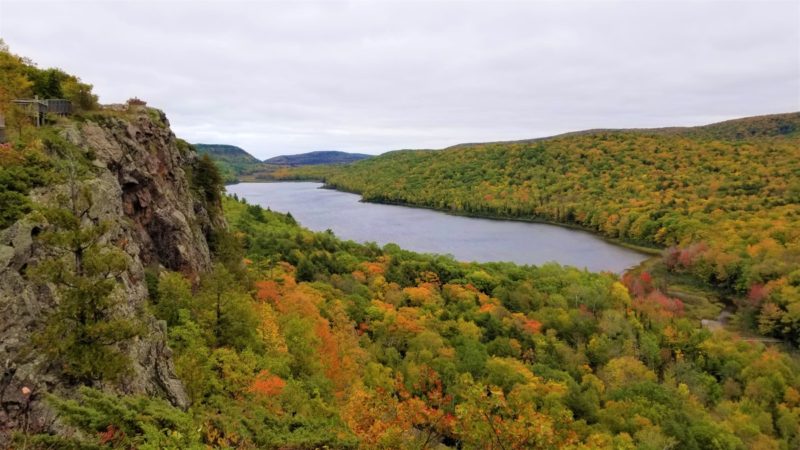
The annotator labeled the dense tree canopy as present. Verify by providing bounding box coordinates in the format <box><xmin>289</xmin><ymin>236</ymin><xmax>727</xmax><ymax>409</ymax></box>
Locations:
<box><xmin>279</xmin><ymin>113</ymin><xmax>800</xmax><ymax>344</ymax></box>
<box><xmin>38</xmin><ymin>196</ymin><xmax>800</xmax><ymax>449</ymax></box>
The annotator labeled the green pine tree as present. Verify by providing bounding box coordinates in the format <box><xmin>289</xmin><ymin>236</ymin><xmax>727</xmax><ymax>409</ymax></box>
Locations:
<box><xmin>31</xmin><ymin>182</ymin><xmax>141</xmax><ymax>383</ymax></box>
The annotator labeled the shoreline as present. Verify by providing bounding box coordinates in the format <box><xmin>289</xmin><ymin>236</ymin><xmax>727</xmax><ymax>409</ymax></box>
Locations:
<box><xmin>228</xmin><ymin>180</ymin><xmax>762</xmax><ymax>328</ymax></box>
<box><xmin>235</xmin><ymin>178</ymin><xmax>664</xmax><ymax>258</ymax></box>
<box><xmin>348</xmin><ymin>195</ymin><xmax>663</xmax><ymax>257</ymax></box>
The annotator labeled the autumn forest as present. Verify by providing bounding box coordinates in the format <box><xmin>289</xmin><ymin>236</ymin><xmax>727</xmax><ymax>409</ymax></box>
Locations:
<box><xmin>1</xmin><ymin>15</ymin><xmax>800</xmax><ymax>450</ymax></box>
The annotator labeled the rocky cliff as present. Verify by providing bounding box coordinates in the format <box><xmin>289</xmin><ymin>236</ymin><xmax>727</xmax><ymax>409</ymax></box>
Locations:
<box><xmin>0</xmin><ymin>106</ymin><xmax>223</xmax><ymax>441</ymax></box>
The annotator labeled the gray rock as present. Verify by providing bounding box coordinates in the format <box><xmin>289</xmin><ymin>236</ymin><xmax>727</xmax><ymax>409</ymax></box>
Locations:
<box><xmin>0</xmin><ymin>107</ymin><xmax>224</xmax><ymax>443</ymax></box>
<box><xmin>0</xmin><ymin>246</ymin><xmax>13</xmax><ymax>269</ymax></box>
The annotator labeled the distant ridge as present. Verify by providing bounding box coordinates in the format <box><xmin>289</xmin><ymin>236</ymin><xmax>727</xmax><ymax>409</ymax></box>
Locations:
<box><xmin>194</xmin><ymin>143</ymin><xmax>264</xmax><ymax>182</ymax></box>
<box><xmin>194</xmin><ymin>144</ymin><xmax>261</xmax><ymax>163</ymax></box>
<box><xmin>193</xmin><ymin>146</ymin><xmax>373</xmax><ymax>182</ymax></box>
<box><xmin>264</xmin><ymin>150</ymin><xmax>372</xmax><ymax>166</ymax></box>
<box><xmin>447</xmin><ymin>111</ymin><xmax>800</xmax><ymax>150</ymax></box>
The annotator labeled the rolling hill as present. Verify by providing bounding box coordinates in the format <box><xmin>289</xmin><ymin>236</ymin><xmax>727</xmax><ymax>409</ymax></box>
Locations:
<box><xmin>264</xmin><ymin>150</ymin><xmax>372</xmax><ymax>166</ymax></box>
<box><xmin>448</xmin><ymin>111</ymin><xmax>800</xmax><ymax>149</ymax></box>
<box><xmin>194</xmin><ymin>143</ymin><xmax>260</xmax><ymax>164</ymax></box>
<box><xmin>195</xmin><ymin>147</ymin><xmax>373</xmax><ymax>182</ymax></box>
<box><xmin>194</xmin><ymin>143</ymin><xmax>264</xmax><ymax>182</ymax></box>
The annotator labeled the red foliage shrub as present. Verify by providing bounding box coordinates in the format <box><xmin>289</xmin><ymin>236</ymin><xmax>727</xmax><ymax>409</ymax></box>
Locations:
<box><xmin>248</xmin><ymin>370</ymin><xmax>286</xmax><ymax>396</ymax></box>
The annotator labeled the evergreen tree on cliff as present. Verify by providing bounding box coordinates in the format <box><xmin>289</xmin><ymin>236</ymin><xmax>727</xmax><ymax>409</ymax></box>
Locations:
<box><xmin>32</xmin><ymin>182</ymin><xmax>141</xmax><ymax>382</ymax></box>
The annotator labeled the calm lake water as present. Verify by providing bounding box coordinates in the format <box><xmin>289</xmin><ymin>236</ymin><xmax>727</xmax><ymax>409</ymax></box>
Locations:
<box><xmin>227</xmin><ymin>182</ymin><xmax>650</xmax><ymax>273</ymax></box>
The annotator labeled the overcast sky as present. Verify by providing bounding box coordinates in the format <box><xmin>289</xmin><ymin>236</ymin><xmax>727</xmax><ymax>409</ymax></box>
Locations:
<box><xmin>1</xmin><ymin>0</ymin><xmax>798</xmax><ymax>158</ymax></box>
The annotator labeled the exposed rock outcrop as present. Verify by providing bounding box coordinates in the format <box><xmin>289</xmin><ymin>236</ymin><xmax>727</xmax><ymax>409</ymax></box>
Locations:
<box><xmin>0</xmin><ymin>107</ymin><xmax>224</xmax><ymax>442</ymax></box>
<box><xmin>68</xmin><ymin>108</ymin><xmax>222</xmax><ymax>275</ymax></box>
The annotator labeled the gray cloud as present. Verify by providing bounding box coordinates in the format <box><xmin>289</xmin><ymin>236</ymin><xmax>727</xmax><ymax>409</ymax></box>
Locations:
<box><xmin>1</xmin><ymin>0</ymin><xmax>798</xmax><ymax>158</ymax></box>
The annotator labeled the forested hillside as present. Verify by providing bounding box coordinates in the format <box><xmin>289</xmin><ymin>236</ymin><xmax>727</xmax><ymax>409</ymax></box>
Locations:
<box><xmin>194</xmin><ymin>143</ymin><xmax>264</xmax><ymax>183</ymax></box>
<box><xmin>193</xmin><ymin>147</ymin><xmax>372</xmax><ymax>184</ymax></box>
<box><xmin>265</xmin><ymin>150</ymin><xmax>372</xmax><ymax>166</ymax></box>
<box><xmin>278</xmin><ymin>113</ymin><xmax>800</xmax><ymax>345</ymax></box>
<box><xmin>446</xmin><ymin>113</ymin><xmax>800</xmax><ymax>149</ymax></box>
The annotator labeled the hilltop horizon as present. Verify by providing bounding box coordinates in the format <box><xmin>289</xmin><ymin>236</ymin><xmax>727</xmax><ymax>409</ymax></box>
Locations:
<box><xmin>2</xmin><ymin>1</ymin><xmax>796</xmax><ymax>156</ymax></box>
<box><xmin>193</xmin><ymin>111</ymin><xmax>800</xmax><ymax>160</ymax></box>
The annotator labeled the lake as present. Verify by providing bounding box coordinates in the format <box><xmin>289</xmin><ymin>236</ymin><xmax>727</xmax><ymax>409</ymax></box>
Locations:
<box><xmin>226</xmin><ymin>182</ymin><xmax>650</xmax><ymax>273</ymax></box>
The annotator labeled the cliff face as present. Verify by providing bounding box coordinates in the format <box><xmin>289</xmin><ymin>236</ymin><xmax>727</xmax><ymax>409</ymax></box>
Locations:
<box><xmin>71</xmin><ymin>107</ymin><xmax>222</xmax><ymax>275</ymax></box>
<box><xmin>0</xmin><ymin>107</ymin><xmax>222</xmax><ymax>440</ymax></box>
